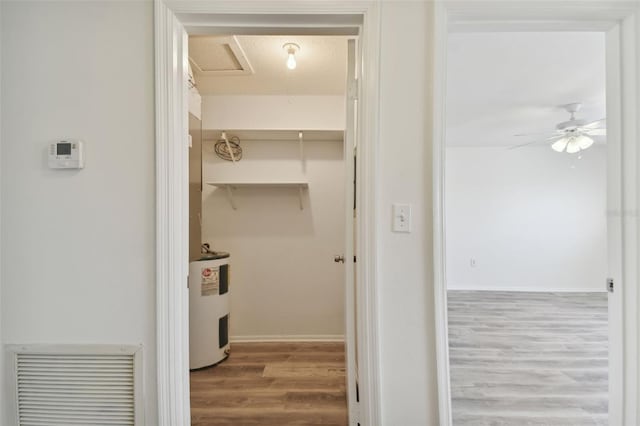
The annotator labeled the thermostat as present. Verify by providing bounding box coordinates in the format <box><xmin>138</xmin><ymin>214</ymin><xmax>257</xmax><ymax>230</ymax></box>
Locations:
<box><xmin>48</xmin><ymin>140</ymin><xmax>84</xmax><ymax>169</ymax></box>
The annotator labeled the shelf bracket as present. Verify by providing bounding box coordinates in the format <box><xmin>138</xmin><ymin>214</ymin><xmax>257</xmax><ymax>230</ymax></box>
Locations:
<box><xmin>298</xmin><ymin>185</ymin><xmax>304</xmax><ymax>210</ymax></box>
<box><xmin>225</xmin><ymin>185</ymin><xmax>237</xmax><ymax>210</ymax></box>
<box><xmin>299</xmin><ymin>131</ymin><xmax>306</xmax><ymax>173</ymax></box>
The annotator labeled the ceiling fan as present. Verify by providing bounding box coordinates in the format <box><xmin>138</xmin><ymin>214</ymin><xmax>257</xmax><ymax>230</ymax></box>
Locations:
<box><xmin>512</xmin><ymin>103</ymin><xmax>606</xmax><ymax>153</ymax></box>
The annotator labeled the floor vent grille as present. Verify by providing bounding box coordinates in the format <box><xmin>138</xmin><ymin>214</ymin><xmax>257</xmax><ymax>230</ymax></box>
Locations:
<box><xmin>11</xmin><ymin>345</ymin><xmax>141</xmax><ymax>426</ymax></box>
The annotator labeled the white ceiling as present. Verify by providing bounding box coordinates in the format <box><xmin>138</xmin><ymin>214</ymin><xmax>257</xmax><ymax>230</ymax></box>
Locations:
<box><xmin>190</xmin><ymin>35</ymin><xmax>348</xmax><ymax>96</ymax></box>
<box><xmin>446</xmin><ymin>32</ymin><xmax>606</xmax><ymax>147</ymax></box>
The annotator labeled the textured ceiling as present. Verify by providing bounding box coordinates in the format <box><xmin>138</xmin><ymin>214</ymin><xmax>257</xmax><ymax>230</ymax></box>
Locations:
<box><xmin>190</xmin><ymin>35</ymin><xmax>348</xmax><ymax>95</ymax></box>
<box><xmin>446</xmin><ymin>32</ymin><xmax>606</xmax><ymax>147</ymax></box>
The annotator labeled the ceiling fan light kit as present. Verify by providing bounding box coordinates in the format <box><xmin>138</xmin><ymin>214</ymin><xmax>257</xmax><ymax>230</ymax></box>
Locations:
<box><xmin>550</xmin><ymin>133</ymin><xmax>595</xmax><ymax>154</ymax></box>
<box><xmin>512</xmin><ymin>102</ymin><xmax>606</xmax><ymax>154</ymax></box>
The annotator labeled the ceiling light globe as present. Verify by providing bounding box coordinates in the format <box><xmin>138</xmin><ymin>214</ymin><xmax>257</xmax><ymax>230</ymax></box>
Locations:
<box><xmin>551</xmin><ymin>138</ymin><xmax>568</xmax><ymax>152</ymax></box>
<box><xmin>286</xmin><ymin>53</ymin><xmax>297</xmax><ymax>70</ymax></box>
<box><xmin>576</xmin><ymin>135</ymin><xmax>594</xmax><ymax>150</ymax></box>
<box><xmin>566</xmin><ymin>140</ymin><xmax>581</xmax><ymax>154</ymax></box>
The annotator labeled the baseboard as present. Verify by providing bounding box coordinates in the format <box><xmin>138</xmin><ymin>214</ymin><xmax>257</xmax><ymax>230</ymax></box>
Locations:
<box><xmin>230</xmin><ymin>334</ymin><xmax>345</xmax><ymax>343</ymax></box>
<box><xmin>447</xmin><ymin>284</ymin><xmax>606</xmax><ymax>293</ymax></box>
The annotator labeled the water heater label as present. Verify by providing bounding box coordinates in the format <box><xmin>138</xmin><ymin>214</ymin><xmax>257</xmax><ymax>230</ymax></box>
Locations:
<box><xmin>201</xmin><ymin>266</ymin><xmax>219</xmax><ymax>296</ymax></box>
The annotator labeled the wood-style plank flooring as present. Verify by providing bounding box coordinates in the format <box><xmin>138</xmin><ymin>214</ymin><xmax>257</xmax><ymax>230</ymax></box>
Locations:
<box><xmin>190</xmin><ymin>342</ymin><xmax>348</xmax><ymax>425</ymax></box>
<box><xmin>448</xmin><ymin>291</ymin><xmax>608</xmax><ymax>426</ymax></box>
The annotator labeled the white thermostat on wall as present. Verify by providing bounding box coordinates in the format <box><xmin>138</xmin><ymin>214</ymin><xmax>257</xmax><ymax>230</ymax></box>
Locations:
<box><xmin>48</xmin><ymin>139</ymin><xmax>84</xmax><ymax>169</ymax></box>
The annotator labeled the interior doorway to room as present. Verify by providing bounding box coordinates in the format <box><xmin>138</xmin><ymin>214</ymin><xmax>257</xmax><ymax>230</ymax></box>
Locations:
<box><xmin>185</xmin><ymin>33</ymin><xmax>359</xmax><ymax>425</ymax></box>
<box><xmin>443</xmin><ymin>31</ymin><xmax>613</xmax><ymax>425</ymax></box>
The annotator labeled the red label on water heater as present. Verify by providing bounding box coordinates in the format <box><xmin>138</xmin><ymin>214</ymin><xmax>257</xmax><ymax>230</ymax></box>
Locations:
<box><xmin>201</xmin><ymin>266</ymin><xmax>219</xmax><ymax>296</ymax></box>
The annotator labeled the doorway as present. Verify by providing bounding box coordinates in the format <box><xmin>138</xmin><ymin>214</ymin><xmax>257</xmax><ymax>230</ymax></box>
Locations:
<box><xmin>432</xmin><ymin>4</ymin><xmax>639</xmax><ymax>426</ymax></box>
<box><xmin>154</xmin><ymin>3</ymin><xmax>381</xmax><ymax>426</ymax></box>
<box><xmin>187</xmin><ymin>33</ymin><xmax>354</xmax><ymax>424</ymax></box>
<box><xmin>445</xmin><ymin>30</ymin><xmax>609</xmax><ymax>424</ymax></box>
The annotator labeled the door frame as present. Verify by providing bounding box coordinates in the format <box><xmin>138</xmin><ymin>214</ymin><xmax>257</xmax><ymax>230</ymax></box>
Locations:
<box><xmin>432</xmin><ymin>2</ymin><xmax>640</xmax><ymax>425</ymax></box>
<box><xmin>154</xmin><ymin>1</ymin><xmax>382</xmax><ymax>425</ymax></box>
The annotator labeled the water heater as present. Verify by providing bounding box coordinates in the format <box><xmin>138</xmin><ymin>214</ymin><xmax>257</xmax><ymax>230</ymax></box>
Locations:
<box><xmin>189</xmin><ymin>253</ymin><xmax>230</xmax><ymax>369</ymax></box>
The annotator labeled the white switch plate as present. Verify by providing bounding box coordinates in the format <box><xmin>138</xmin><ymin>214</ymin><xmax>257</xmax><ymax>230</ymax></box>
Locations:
<box><xmin>392</xmin><ymin>203</ymin><xmax>411</xmax><ymax>233</ymax></box>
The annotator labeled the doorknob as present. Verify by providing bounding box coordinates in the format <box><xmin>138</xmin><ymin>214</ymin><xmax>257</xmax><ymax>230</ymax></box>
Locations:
<box><xmin>334</xmin><ymin>255</ymin><xmax>345</xmax><ymax>263</ymax></box>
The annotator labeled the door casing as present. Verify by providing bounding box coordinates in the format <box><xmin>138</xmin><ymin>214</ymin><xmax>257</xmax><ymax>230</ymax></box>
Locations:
<box><xmin>154</xmin><ymin>1</ymin><xmax>382</xmax><ymax>425</ymax></box>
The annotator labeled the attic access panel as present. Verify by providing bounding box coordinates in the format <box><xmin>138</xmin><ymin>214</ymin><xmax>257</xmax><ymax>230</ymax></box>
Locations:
<box><xmin>189</xmin><ymin>35</ymin><xmax>254</xmax><ymax>76</ymax></box>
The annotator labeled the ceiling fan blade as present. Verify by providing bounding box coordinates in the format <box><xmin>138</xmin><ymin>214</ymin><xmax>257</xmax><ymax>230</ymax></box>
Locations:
<box><xmin>507</xmin><ymin>140</ymin><xmax>543</xmax><ymax>150</ymax></box>
<box><xmin>582</xmin><ymin>118</ymin><xmax>606</xmax><ymax>129</ymax></box>
<box><xmin>507</xmin><ymin>135</ymin><xmax>562</xmax><ymax>150</ymax></box>
<box><xmin>584</xmin><ymin>128</ymin><xmax>606</xmax><ymax>136</ymax></box>
<box><xmin>514</xmin><ymin>131</ymin><xmax>558</xmax><ymax>137</ymax></box>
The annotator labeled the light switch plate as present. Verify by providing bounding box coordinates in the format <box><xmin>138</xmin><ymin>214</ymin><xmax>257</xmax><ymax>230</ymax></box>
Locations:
<box><xmin>392</xmin><ymin>203</ymin><xmax>411</xmax><ymax>233</ymax></box>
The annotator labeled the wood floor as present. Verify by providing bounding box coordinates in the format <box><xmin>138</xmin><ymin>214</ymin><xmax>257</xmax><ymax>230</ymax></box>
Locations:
<box><xmin>190</xmin><ymin>342</ymin><xmax>348</xmax><ymax>425</ymax></box>
<box><xmin>448</xmin><ymin>291</ymin><xmax>608</xmax><ymax>426</ymax></box>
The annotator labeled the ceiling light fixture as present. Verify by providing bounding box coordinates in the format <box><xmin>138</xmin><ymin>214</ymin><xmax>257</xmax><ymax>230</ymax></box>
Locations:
<box><xmin>283</xmin><ymin>43</ymin><xmax>300</xmax><ymax>70</ymax></box>
<box><xmin>550</xmin><ymin>133</ymin><xmax>595</xmax><ymax>154</ymax></box>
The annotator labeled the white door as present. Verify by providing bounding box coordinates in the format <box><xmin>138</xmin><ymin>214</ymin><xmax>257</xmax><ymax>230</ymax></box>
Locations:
<box><xmin>344</xmin><ymin>38</ymin><xmax>359</xmax><ymax>426</ymax></box>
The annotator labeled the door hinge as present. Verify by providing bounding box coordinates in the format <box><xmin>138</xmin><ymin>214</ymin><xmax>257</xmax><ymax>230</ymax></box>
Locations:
<box><xmin>607</xmin><ymin>278</ymin><xmax>614</xmax><ymax>293</ymax></box>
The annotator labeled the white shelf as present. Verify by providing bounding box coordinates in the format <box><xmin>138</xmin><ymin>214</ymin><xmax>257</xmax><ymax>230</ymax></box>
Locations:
<box><xmin>208</xmin><ymin>181</ymin><xmax>308</xmax><ymax>188</ymax></box>
<box><xmin>203</xmin><ymin>129</ymin><xmax>342</xmax><ymax>172</ymax></box>
<box><xmin>207</xmin><ymin>181</ymin><xmax>309</xmax><ymax>210</ymax></box>
<box><xmin>202</xmin><ymin>129</ymin><xmax>343</xmax><ymax>142</ymax></box>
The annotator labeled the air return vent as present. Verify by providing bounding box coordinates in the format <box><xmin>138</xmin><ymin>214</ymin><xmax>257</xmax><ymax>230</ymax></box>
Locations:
<box><xmin>9</xmin><ymin>345</ymin><xmax>142</xmax><ymax>426</ymax></box>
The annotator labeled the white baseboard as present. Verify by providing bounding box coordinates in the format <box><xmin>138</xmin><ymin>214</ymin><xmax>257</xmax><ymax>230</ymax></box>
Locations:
<box><xmin>230</xmin><ymin>334</ymin><xmax>345</xmax><ymax>343</ymax></box>
<box><xmin>447</xmin><ymin>284</ymin><xmax>606</xmax><ymax>293</ymax></box>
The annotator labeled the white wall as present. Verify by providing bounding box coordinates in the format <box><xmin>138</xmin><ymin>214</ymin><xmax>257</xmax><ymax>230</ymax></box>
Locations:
<box><xmin>202</xmin><ymin>95</ymin><xmax>345</xmax><ymax>130</ymax></box>
<box><xmin>0</xmin><ymin>2</ymin><xmax>156</xmax><ymax>424</ymax></box>
<box><xmin>377</xmin><ymin>2</ymin><xmax>438</xmax><ymax>424</ymax></box>
<box><xmin>445</xmin><ymin>146</ymin><xmax>607</xmax><ymax>291</ymax></box>
<box><xmin>201</xmin><ymin>140</ymin><xmax>346</xmax><ymax>340</ymax></box>
<box><xmin>201</xmin><ymin>96</ymin><xmax>345</xmax><ymax>340</ymax></box>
